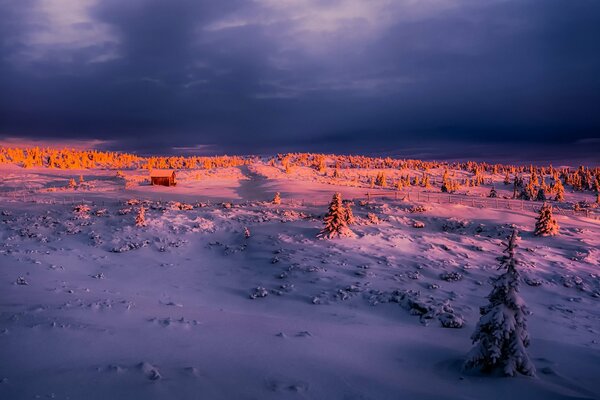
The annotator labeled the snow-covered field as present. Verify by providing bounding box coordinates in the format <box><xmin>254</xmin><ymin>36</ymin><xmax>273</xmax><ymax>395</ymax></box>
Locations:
<box><xmin>1</xmin><ymin>163</ymin><xmax>599</xmax><ymax>400</ymax></box>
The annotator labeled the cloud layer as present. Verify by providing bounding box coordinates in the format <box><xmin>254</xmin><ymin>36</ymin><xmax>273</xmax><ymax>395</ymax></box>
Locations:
<box><xmin>1</xmin><ymin>0</ymin><xmax>599</xmax><ymax>159</ymax></box>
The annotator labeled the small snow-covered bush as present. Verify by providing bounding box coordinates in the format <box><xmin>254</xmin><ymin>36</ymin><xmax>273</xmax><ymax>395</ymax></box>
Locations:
<box><xmin>366</xmin><ymin>213</ymin><xmax>380</xmax><ymax>224</ymax></box>
<box><xmin>272</xmin><ymin>192</ymin><xmax>281</xmax><ymax>205</ymax></box>
<box><xmin>135</xmin><ymin>207</ymin><xmax>146</xmax><ymax>227</ymax></box>
<box><xmin>440</xmin><ymin>271</ymin><xmax>463</xmax><ymax>282</ymax></box>
<box><xmin>249</xmin><ymin>287</ymin><xmax>268</xmax><ymax>299</ymax></box>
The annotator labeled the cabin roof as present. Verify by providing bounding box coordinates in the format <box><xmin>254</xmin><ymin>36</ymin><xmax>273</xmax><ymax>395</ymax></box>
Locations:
<box><xmin>149</xmin><ymin>169</ymin><xmax>175</xmax><ymax>178</ymax></box>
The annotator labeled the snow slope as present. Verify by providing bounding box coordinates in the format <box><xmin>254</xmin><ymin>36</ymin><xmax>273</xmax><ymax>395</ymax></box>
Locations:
<box><xmin>0</xmin><ymin>163</ymin><xmax>599</xmax><ymax>400</ymax></box>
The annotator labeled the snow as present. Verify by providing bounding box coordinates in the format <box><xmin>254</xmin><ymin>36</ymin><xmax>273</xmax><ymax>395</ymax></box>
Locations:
<box><xmin>1</xmin><ymin>161</ymin><xmax>599</xmax><ymax>399</ymax></box>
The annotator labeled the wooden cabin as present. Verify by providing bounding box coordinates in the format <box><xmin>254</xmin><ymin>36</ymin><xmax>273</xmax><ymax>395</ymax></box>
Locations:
<box><xmin>150</xmin><ymin>169</ymin><xmax>176</xmax><ymax>187</ymax></box>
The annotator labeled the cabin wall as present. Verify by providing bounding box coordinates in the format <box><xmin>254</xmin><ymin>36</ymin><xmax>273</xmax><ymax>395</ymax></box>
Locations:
<box><xmin>151</xmin><ymin>177</ymin><xmax>171</xmax><ymax>186</ymax></box>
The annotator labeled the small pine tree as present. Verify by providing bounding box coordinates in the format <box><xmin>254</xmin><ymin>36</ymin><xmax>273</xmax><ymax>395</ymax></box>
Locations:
<box><xmin>534</xmin><ymin>203</ymin><xmax>559</xmax><ymax>236</ymax></box>
<box><xmin>272</xmin><ymin>192</ymin><xmax>281</xmax><ymax>205</ymax></box>
<box><xmin>553</xmin><ymin>180</ymin><xmax>565</xmax><ymax>202</ymax></box>
<box><xmin>520</xmin><ymin>180</ymin><xmax>537</xmax><ymax>200</ymax></box>
<box><xmin>535</xmin><ymin>187</ymin><xmax>546</xmax><ymax>201</ymax></box>
<box><xmin>244</xmin><ymin>227</ymin><xmax>251</xmax><ymax>239</ymax></box>
<box><xmin>465</xmin><ymin>229</ymin><xmax>535</xmax><ymax>377</ymax></box>
<box><xmin>375</xmin><ymin>172</ymin><xmax>387</xmax><ymax>187</ymax></box>
<box><xmin>135</xmin><ymin>206</ymin><xmax>146</xmax><ymax>227</ymax></box>
<box><xmin>68</xmin><ymin>178</ymin><xmax>77</xmax><ymax>189</ymax></box>
<box><xmin>79</xmin><ymin>174</ymin><xmax>84</xmax><ymax>183</ymax></box>
<box><xmin>422</xmin><ymin>174</ymin><xmax>431</xmax><ymax>188</ymax></box>
<box><xmin>344</xmin><ymin>200</ymin><xmax>356</xmax><ymax>225</ymax></box>
<box><xmin>503</xmin><ymin>172</ymin><xmax>511</xmax><ymax>185</ymax></box>
<box><xmin>318</xmin><ymin>193</ymin><xmax>354</xmax><ymax>239</ymax></box>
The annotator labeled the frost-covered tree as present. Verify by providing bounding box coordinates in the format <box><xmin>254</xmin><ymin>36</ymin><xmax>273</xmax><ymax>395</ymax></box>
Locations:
<box><xmin>318</xmin><ymin>193</ymin><xmax>354</xmax><ymax>239</ymax></box>
<box><xmin>135</xmin><ymin>207</ymin><xmax>146</xmax><ymax>227</ymax></box>
<box><xmin>272</xmin><ymin>192</ymin><xmax>281</xmax><ymax>205</ymax></box>
<box><xmin>375</xmin><ymin>172</ymin><xmax>387</xmax><ymax>187</ymax></box>
<box><xmin>422</xmin><ymin>174</ymin><xmax>431</xmax><ymax>188</ymax></box>
<box><xmin>552</xmin><ymin>180</ymin><xmax>565</xmax><ymax>202</ymax></box>
<box><xmin>520</xmin><ymin>179</ymin><xmax>537</xmax><ymax>200</ymax></box>
<box><xmin>465</xmin><ymin>229</ymin><xmax>535</xmax><ymax>377</ymax></box>
<box><xmin>535</xmin><ymin>187</ymin><xmax>546</xmax><ymax>201</ymax></box>
<box><xmin>534</xmin><ymin>203</ymin><xmax>559</xmax><ymax>236</ymax></box>
<box><xmin>343</xmin><ymin>200</ymin><xmax>356</xmax><ymax>225</ymax></box>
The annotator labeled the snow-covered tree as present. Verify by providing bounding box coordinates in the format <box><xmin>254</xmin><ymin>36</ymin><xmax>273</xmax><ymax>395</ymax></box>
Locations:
<box><xmin>272</xmin><ymin>192</ymin><xmax>281</xmax><ymax>205</ymax></box>
<box><xmin>68</xmin><ymin>178</ymin><xmax>77</xmax><ymax>189</ymax></box>
<box><xmin>465</xmin><ymin>229</ymin><xmax>535</xmax><ymax>377</ymax></box>
<box><xmin>552</xmin><ymin>180</ymin><xmax>565</xmax><ymax>202</ymax></box>
<box><xmin>135</xmin><ymin>207</ymin><xmax>146</xmax><ymax>227</ymax></box>
<box><xmin>520</xmin><ymin>179</ymin><xmax>537</xmax><ymax>200</ymax></box>
<box><xmin>534</xmin><ymin>203</ymin><xmax>559</xmax><ymax>236</ymax></box>
<box><xmin>318</xmin><ymin>193</ymin><xmax>354</xmax><ymax>239</ymax></box>
<box><xmin>535</xmin><ymin>187</ymin><xmax>546</xmax><ymax>201</ymax></box>
<box><xmin>375</xmin><ymin>172</ymin><xmax>387</xmax><ymax>187</ymax></box>
<box><xmin>343</xmin><ymin>200</ymin><xmax>356</xmax><ymax>225</ymax></box>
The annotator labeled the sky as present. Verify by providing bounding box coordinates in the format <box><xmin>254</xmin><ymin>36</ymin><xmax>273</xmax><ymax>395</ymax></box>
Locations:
<box><xmin>0</xmin><ymin>0</ymin><xmax>599</xmax><ymax>161</ymax></box>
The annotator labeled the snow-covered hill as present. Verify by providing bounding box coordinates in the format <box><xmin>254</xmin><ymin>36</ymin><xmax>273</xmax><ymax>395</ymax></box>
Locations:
<box><xmin>0</xmin><ymin>162</ymin><xmax>599</xmax><ymax>399</ymax></box>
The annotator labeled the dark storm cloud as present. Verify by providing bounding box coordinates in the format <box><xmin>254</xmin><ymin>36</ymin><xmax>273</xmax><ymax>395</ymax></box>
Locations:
<box><xmin>0</xmin><ymin>0</ymin><xmax>599</xmax><ymax>160</ymax></box>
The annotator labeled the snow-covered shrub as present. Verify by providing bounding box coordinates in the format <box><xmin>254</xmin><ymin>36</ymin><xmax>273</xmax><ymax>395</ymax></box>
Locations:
<box><xmin>249</xmin><ymin>287</ymin><xmax>268</xmax><ymax>299</ymax></box>
<box><xmin>366</xmin><ymin>213</ymin><xmax>380</xmax><ymax>224</ymax></box>
<box><xmin>442</xmin><ymin>218</ymin><xmax>469</xmax><ymax>232</ymax></box>
<box><xmin>135</xmin><ymin>207</ymin><xmax>146</xmax><ymax>227</ymax></box>
<box><xmin>440</xmin><ymin>271</ymin><xmax>463</xmax><ymax>281</ymax></box>
<box><xmin>16</xmin><ymin>276</ymin><xmax>29</xmax><ymax>285</ymax></box>
<box><xmin>73</xmin><ymin>204</ymin><xmax>91</xmax><ymax>219</ymax></box>
<box><xmin>272</xmin><ymin>192</ymin><xmax>281</xmax><ymax>205</ymax></box>
<box><xmin>111</xmin><ymin>240</ymin><xmax>150</xmax><ymax>253</ymax></box>
<box><xmin>169</xmin><ymin>201</ymin><xmax>194</xmax><ymax>210</ymax></box>
<box><xmin>465</xmin><ymin>229</ymin><xmax>535</xmax><ymax>376</ymax></box>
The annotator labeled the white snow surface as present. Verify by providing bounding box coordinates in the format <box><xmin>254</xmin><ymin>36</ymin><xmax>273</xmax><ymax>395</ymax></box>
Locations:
<box><xmin>1</xmin><ymin>164</ymin><xmax>600</xmax><ymax>400</ymax></box>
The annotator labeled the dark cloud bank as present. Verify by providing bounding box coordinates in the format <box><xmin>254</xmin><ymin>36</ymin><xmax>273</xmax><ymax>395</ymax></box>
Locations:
<box><xmin>0</xmin><ymin>0</ymin><xmax>599</xmax><ymax>163</ymax></box>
